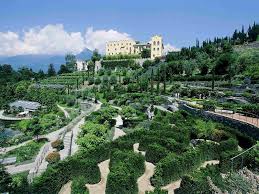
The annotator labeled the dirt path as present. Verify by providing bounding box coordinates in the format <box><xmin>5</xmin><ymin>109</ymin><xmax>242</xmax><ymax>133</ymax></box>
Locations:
<box><xmin>133</xmin><ymin>143</ymin><xmax>146</xmax><ymax>156</ymax></box>
<box><xmin>112</xmin><ymin>115</ymin><xmax>126</xmax><ymax>140</ymax></box>
<box><xmin>137</xmin><ymin>161</ymin><xmax>155</xmax><ymax>194</ymax></box>
<box><xmin>162</xmin><ymin>160</ymin><xmax>220</xmax><ymax>194</ymax></box>
<box><xmin>85</xmin><ymin>159</ymin><xmax>110</xmax><ymax>194</ymax></box>
<box><xmin>58</xmin><ymin>181</ymin><xmax>72</xmax><ymax>194</ymax></box>
<box><xmin>57</xmin><ymin>104</ymin><xmax>70</xmax><ymax>119</ymax></box>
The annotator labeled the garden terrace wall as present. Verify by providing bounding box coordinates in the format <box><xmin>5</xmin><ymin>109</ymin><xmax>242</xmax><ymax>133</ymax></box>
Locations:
<box><xmin>179</xmin><ymin>104</ymin><xmax>259</xmax><ymax>140</ymax></box>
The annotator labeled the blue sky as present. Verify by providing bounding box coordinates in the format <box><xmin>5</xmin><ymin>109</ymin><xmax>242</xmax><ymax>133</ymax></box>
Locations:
<box><xmin>0</xmin><ymin>0</ymin><xmax>258</xmax><ymax>56</ymax></box>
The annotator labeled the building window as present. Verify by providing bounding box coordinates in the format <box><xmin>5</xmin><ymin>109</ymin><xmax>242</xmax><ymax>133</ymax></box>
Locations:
<box><xmin>157</xmin><ymin>48</ymin><xmax>159</xmax><ymax>51</ymax></box>
<box><xmin>153</xmin><ymin>41</ymin><xmax>156</xmax><ymax>45</ymax></box>
<box><xmin>157</xmin><ymin>41</ymin><xmax>160</xmax><ymax>45</ymax></box>
<box><xmin>153</xmin><ymin>48</ymin><xmax>155</xmax><ymax>51</ymax></box>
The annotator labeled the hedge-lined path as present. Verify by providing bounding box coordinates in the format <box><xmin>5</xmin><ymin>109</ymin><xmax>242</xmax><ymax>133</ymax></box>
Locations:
<box><xmin>137</xmin><ymin>161</ymin><xmax>155</xmax><ymax>194</ymax></box>
<box><xmin>112</xmin><ymin>115</ymin><xmax>126</xmax><ymax>140</ymax></box>
<box><xmin>162</xmin><ymin>160</ymin><xmax>220</xmax><ymax>194</ymax></box>
<box><xmin>133</xmin><ymin>143</ymin><xmax>156</xmax><ymax>194</ymax></box>
<box><xmin>85</xmin><ymin>159</ymin><xmax>110</xmax><ymax>194</ymax></box>
<box><xmin>58</xmin><ymin>181</ymin><xmax>72</xmax><ymax>194</ymax></box>
<box><xmin>57</xmin><ymin>104</ymin><xmax>70</xmax><ymax>119</ymax></box>
<box><xmin>133</xmin><ymin>143</ymin><xmax>146</xmax><ymax>156</ymax></box>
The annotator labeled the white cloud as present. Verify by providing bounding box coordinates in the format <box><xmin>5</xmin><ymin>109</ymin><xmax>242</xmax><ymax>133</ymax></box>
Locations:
<box><xmin>84</xmin><ymin>27</ymin><xmax>131</xmax><ymax>53</ymax></box>
<box><xmin>0</xmin><ymin>24</ymin><xmax>86</xmax><ymax>56</ymax></box>
<box><xmin>0</xmin><ymin>24</ymin><xmax>177</xmax><ymax>56</ymax></box>
<box><xmin>163</xmin><ymin>43</ymin><xmax>180</xmax><ymax>54</ymax></box>
<box><xmin>0</xmin><ymin>24</ymin><xmax>132</xmax><ymax>56</ymax></box>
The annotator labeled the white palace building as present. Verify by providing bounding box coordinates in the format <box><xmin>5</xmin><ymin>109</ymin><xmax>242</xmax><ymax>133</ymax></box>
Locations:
<box><xmin>105</xmin><ymin>35</ymin><xmax>164</xmax><ymax>60</ymax></box>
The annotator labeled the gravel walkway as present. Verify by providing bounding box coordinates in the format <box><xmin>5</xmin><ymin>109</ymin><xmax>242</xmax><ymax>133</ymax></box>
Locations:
<box><xmin>85</xmin><ymin>159</ymin><xmax>110</xmax><ymax>194</ymax></box>
<box><xmin>137</xmin><ymin>161</ymin><xmax>155</xmax><ymax>194</ymax></box>
<box><xmin>58</xmin><ymin>181</ymin><xmax>72</xmax><ymax>194</ymax></box>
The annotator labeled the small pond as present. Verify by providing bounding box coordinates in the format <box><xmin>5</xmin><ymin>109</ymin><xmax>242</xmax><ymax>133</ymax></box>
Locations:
<box><xmin>0</xmin><ymin>120</ymin><xmax>23</xmax><ymax>145</ymax></box>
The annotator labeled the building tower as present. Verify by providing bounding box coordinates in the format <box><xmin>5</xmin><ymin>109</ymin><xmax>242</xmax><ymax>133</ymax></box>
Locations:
<box><xmin>151</xmin><ymin>35</ymin><xmax>163</xmax><ymax>60</ymax></box>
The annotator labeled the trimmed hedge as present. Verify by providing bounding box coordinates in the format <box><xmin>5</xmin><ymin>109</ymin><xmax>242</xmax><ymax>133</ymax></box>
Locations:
<box><xmin>152</xmin><ymin>142</ymin><xmax>220</xmax><ymax>187</ymax></box>
<box><xmin>31</xmin><ymin>157</ymin><xmax>100</xmax><ymax>194</ymax></box>
<box><xmin>101</xmin><ymin>59</ymin><xmax>136</xmax><ymax>69</ymax></box>
<box><xmin>106</xmin><ymin>149</ymin><xmax>145</xmax><ymax>194</ymax></box>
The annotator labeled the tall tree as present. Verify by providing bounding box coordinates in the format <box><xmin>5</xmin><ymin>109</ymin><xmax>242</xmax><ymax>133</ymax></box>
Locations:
<box><xmin>47</xmin><ymin>64</ymin><xmax>56</xmax><ymax>77</ymax></box>
<box><xmin>150</xmin><ymin>69</ymin><xmax>154</xmax><ymax>94</ymax></box>
<box><xmin>156</xmin><ymin>68</ymin><xmax>160</xmax><ymax>94</ymax></box>
<box><xmin>65</xmin><ymin>54</ymin><xmax>76</xmax><ymax>72</ymax></box>
<box><xmin>58</xmin><ymin>64</ymin><xmax>70</xmax><ymax>74</ymax></box>
<box><xmin>91</xmin><ymin>49</ymin><xmax>101</xmax><ymax>63</ymax></box>
<box><xmin>141</xmin><ymin>48</ymin><xmax>151</xmax><ymax>58</ymax></box>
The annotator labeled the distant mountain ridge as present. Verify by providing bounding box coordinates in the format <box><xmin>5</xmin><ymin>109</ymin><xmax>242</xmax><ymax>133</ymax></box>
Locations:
<box><xmin>0</xmin><ymin>48</ymin><xmax>93</xmax><ymax>72</ymax></box>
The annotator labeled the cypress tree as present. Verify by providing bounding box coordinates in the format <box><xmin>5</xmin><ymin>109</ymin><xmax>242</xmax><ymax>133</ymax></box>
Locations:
<box><xmin>163</xmin><ymin>68</ymin><xmax>166</xmax><ymax>94</ymax></box>
<box><xmin>156</xmin><ymin>68</ymin><xmax>160</xmax><ymax>94</ymax></box>
<box><xmin>151</xmin><ymin>69</ymin><xmax>154</xmax><ymax>94</ymax></box>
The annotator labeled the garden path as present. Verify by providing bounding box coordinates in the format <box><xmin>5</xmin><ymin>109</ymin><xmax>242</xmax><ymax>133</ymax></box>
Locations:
<box><xmin>0</xmin><ymin>139</ymin><xmax>33</xmax><ymax>154</ymax></box>
<box><xmin>112</xmin><ymin>115</ymin><xmax>126</xmax><ymax>140</ymax></box>
<box><xmin>162</xmin><ymin>159</ymin><xmax>220</xmax><ymax>194</ymax></box>
<box><xmin>133</xmin><ymin>143</ymin><xmax>146</xmax><ymax>156</ymax></box>
<box><xmin>6</xmin><ymin>162</ymin><xmax>33</xmax><ymax>174</ymax></box>
<box><xmin>71</xmin><ymin>102</ymin><xmax>102</xmax><ymax>155</ymax></box>
<box><xmin>134</xmin><ymin>143</ymin><xmax>156</xmax><ymax>194</ymax></box>
<box><xmin>57</xmin><ymin>104</ymin><xmax>70</xmax><ymax>119</ymax></box>
<box><xmin>137</xmin><ymin>161</ymin><xmax>155</xmax><ymax>194</ymax></box>
<box><xmin>58</xmin><ymin>181</ymin><xmax>72</xmax><ymax>194</ymax></box>
<box><xmin>85</xmin><ymin>159</ymin><xmax>110</xmax><ymax>194</ymax></box>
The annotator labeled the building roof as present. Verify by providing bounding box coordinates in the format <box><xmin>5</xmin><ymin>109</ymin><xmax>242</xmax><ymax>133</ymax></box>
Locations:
<box><xmin>10</xmin><ymin>100</ymin><xmax>41</xmax><ymax>110</ymax></box>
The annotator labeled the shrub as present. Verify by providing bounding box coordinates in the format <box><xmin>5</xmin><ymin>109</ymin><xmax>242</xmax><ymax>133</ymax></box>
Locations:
<box><xmin>94</xmin><ymin>77</ymin><xmax>101</xmax><ymax>85</ymax></box>
<box><xmin>106</xmin><ymin>150</ymin><xmax>145</xmax><ymax>194</ymax></box>
<box><xmin>88</xmin><ymin>77</ymin><xmax>94</xmax><ymax>85</ymax></box>
<box><xmin>51</xmin><ymin>139</ymin><xmax>64</xmax><ymax>151</ymax></box>
<box><xmin>146</xmin><ymin>143</ymin><xmax>169</xmax><ymax>164</ymax></box>
<box><xmin>152</xmin><ymin>142</ymin><xmax>220</xmax><ymax>187</ymax></box>
<box><xmin>46</xmin><ymin>151</ymin><xmax>60</xmax><ymax>164</ymax></box>
<box><xmin>71</xmin><ymin>176</ymin><xmax>89</xmax><ymax>194</ymax></box>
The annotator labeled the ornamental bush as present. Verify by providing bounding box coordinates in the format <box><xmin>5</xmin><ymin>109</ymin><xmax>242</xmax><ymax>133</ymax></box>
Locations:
<box><xmin>45</xmin><ymin>151</ymin><xmax>60</xmax><ymax>164</ymax></box>
<box><xmin>31</xmin><ymin>157</ymin><xmax>100</xmax><ymax>194</ymax></box>
<box><xmin>51</xmin><ymin>139</ymin><xmax>64</xmax><ymax>151</ymax></box>
<box><xmin>152</xmin><ymin>142</ymin><xmax>220</xmax><ymax>187</ymax></box>
<box><xmin>106</xmin><ymin>150</ymin><xmax>145</xmax><ymax>194</ymax></box>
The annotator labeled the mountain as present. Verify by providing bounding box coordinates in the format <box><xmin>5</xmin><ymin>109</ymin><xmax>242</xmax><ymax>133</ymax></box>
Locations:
<box><xmin>0</xmin><ymin>48</ymin><xmax>93</xmax><ymax>72</ymax></box>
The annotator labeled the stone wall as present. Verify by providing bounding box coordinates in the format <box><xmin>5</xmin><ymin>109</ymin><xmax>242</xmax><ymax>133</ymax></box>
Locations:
<box><xmin>179</xmin><ymin>104</ymin><xmax>259</xmax><ymax>140</ymax></box>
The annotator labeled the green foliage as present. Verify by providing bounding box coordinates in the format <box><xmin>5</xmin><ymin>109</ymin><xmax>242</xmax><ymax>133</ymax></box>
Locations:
<box><xmin>103</xmin><ymin>54</ymin><xmax>140</xmax><ymax>60</ymax></box>
<box><xmin>101</xmin><ymin>59</ymin><xmax>137</xmax><ymax>70</ymax></box>
<box><xmin>106</xmin><ymin>150</ymin><xmax>145</xmax><ymax>194</ymax></box>
<box><xmin>71</xmin><ymin>176</ymin><xmax>89</xmax><ymax>194</ymax></box>
<box><xmin>152</xmin><ymin>142</ymin><xmax>220</xmax><ymax>187</ymax></box>
<box><xmin>1</xmin><ymin>140</ymin><xmax>46</xmax><ymax>163</ymax></box>
<box><xmin>141</xmin><ymin>48</ymin><xmax>151</xmax><ymax>58</ymax></box>
<box><xmin>145</xmin><ymin>143</ymin><xmax>169</xmax><ymax>163</ymax></box>
<box><xmin>47</xmin><ymin>64</ymin><xmax>56</xmax><ymax>77</ymax></box>
<box><xmin>0</xmin><ymin>164</ymin><xmax>12</xmax><ymax>193</ymax></box>
<box><xmin>31</xmin><ymin>157</ymin><xmax>100</xmax><ymax>194</ymax></box>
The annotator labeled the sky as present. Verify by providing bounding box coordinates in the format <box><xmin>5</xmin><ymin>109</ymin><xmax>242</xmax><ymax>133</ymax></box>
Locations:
<box><xmin>0</xmin><ymin>0</ymin><xmax>258</xmax><ymax>56</ymax></box>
